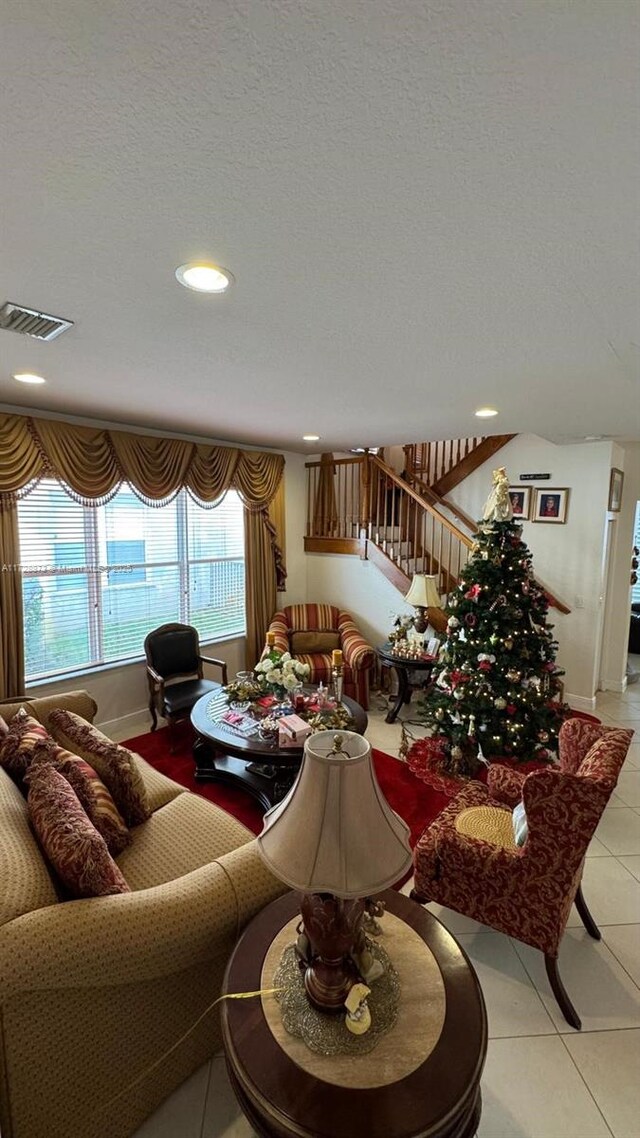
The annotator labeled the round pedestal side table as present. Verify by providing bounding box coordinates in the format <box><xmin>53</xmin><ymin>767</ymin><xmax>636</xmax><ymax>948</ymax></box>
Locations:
<box><xmin>221</xmin><ymin>889</ymin><xmax>487</xmax><ymax>1138</ymax></box>
<box><xmin>376</xmin><ymin>643</ymin><xmax>437</xmax><ymax>724</ymax></box>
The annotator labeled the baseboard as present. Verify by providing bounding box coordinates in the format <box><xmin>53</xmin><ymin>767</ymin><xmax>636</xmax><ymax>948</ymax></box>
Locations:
<box><xmin>96</xmin><ymin>707</ymin><xmax>150</xmax><ymax>739</ymax></box>
<box><xmin>600</xmin><ymin>677</ymin><xmax>628</xmax><ymax>694</ymax></box>
<box><xmin>565</xmin><ymin>693</ymin><xmax>597</xmax><ymax>713</ymax></box>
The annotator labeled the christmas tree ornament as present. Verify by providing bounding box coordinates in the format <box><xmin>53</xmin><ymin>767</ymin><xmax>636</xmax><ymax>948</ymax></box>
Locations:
<box><xmin>494</xmin><ymin>697</ymin><xmax>507</xmax><ymax>709</ymax></box>
<box><xmin>504</xmin><ymin>638</ymin><xmax>514</xmax><ymax>650</ymax></box>
<box><xmin>435</xmin><ymin>708</ymin><xmax>445</xmax><ymax>721</ymax></box>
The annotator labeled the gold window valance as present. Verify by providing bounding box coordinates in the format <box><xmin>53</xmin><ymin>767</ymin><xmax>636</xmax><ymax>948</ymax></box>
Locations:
<box><xmin>0</xmin><ymin>413</ymin><xmax>284</xmax><ymax>509</ymax></box>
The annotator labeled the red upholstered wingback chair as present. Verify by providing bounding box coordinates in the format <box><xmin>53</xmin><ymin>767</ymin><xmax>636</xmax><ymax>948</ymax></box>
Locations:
<box><xmin>411</xmin><ymin>720</ymin><xmax>633</xmax><ymax>1029</ymax></box>
<box><xmin>263</xmin><ymin>604</ymin><xmax>375</xmax><ymax>710</ymax></box>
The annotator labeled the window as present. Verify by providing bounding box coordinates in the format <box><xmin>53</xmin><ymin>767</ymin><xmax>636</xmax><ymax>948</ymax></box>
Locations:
<box><xmin>18</xmin><ymin>481</ymin><xmax>245</xmax><ymax>681</ymax></box>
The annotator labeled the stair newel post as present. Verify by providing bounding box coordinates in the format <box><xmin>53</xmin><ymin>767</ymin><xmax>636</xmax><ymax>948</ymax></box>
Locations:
<box><xmin>360</xmin><ymin>449</ymin><xmax>371</xmax><ymax>541</ymax></box>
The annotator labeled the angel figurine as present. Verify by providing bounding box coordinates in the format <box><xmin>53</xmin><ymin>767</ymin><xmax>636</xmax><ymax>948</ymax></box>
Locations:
<box><xmin>482</xmin><ymin>467</ymin><xmax>513</xmax><ymax>522</ymax></box>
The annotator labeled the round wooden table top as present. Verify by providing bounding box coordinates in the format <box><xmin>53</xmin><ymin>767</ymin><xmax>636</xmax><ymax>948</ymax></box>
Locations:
<box><xmin>376</xmin><ymin>642</ymin><xmax>437</xmax><ymax>670</ymax></box>
<box><xmin>191</xmin><ymin>684</ymin><xmax>368</xmax><ymax>763</ymax></box>
<box><xmin>221</xmin><ymin>890</ymin><xmax>487</xmax><ymax>1138</ymax></box>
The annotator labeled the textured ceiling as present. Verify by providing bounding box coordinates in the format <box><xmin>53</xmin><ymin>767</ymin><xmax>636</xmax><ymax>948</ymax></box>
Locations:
<box><xmin>0</xmin><ymin>0</ymin><xmax>638</xmax><ymax>451</ymax></box>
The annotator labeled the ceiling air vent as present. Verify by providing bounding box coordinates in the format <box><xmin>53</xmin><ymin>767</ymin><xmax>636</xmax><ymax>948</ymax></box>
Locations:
<box><xmin>0</xmin><ymin>301</ymin><xmax>74</xmax><ymax>341</ymax></box>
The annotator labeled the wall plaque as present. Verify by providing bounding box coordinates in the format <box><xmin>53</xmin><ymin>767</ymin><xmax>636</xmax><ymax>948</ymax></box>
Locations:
<box><xmin>519</xmin><ymin>473</ymin><xmax>551</xmax><ymax>481</ymax></box>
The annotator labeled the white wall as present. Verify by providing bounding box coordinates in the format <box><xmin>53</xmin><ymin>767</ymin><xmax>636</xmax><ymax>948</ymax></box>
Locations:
<box><xmin>601</xmin><ymin>442</ymin><xmax>640</xmax><ymax>690</ymax></box>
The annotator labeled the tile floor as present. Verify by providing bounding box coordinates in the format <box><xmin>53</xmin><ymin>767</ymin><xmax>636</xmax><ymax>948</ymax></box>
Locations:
<box><xmin>129</xmin><ymin>683</ymin><xmax>640</xmax><ymax>1138</ymax></box>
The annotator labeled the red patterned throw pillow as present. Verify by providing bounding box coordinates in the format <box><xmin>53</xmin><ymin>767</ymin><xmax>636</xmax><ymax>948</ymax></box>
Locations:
<box><xmin>27</xmin><ymin>764</ymin><xmax>130</xmax><ymax>899</ymax></box>
<box><xmin>28</xmin><ymin>738</ymin><xmax>131</xmax><ymax>856</ymax></box>
<box><xmin>0</xmin><ymin>710</ymin><xmax>49</xmax><ymax>783</ymax></box>
<box><xmin>48</xmin><ymin>710</ymin><xmax>151</xmax><ymax>827</ymax></box>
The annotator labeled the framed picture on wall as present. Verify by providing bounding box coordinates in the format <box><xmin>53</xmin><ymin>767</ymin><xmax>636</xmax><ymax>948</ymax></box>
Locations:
<box><xmin>532</xmin><ymin>488</ymin><xmax>569</xmax><ymax>524</ymax></box>
<box><xmin>608</xmin><ymin>468</ymin><xmax>624</xmax><ymax>513</ymax></box>
<box><xmin>508</xmin><ymin>486</ymin><xmax>531</xmax><ymax>520</ymax></box>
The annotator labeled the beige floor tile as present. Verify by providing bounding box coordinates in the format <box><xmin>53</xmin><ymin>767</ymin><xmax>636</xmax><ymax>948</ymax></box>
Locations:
<box><xmin>424</xmin><ymin>900</ymin><xmax>496</xmax><ymax>936</ymax></box>
<box><xmin>587</xmin><ymin>835</ymin><xmax>613</xmax><ymax>857</ymax></box>
<box><xmin>601</xmin><ymin>925</ymin><xmax>640</xmax><ymax>988</ymax></box>
<box><xmin>513</xmin><ymin>928</ymin><xmax>640</xmax><ymax>1033</ymax></box>
<box><xmin>456</xmin><ymin>932</ymin><xmax>556</xmax><ymax>1038</ymax></box>
<box><xmin>613</xmin><ymin>771</ymin><xmax>640</xmax><ymax>808</ymax></box>
<box><xmin>564</xmin><ymin>1029</ymin><xmax>640</xmax><ymax>1138</ymax></box>
<box><xmin>202</xmin><ymin>1056</ymin><xmax>255</xmax><ymax>1137</ymax></box>
<box><xmin>596</xmin><ymin>809</ymin><xmax>640</xmax><ymax>856</ymax></box>
<box><xmin>617</xmin><ymin>855</ymin><xmax>640</xmax><ymax>881</ymax></box>
<box><xmin>566</xmin><ymin>858</ymin><xmax>640</xmax><ymax>927</ymax></box>
<box><xmin>477</xmin><ymin>1036</ymin><xmax>611</xmax><ymax>1137</ymax></box>
<box><xmin>131</xmin><ymin>1062</ymin><xmax>211</xmax><ymax>1138</ymax></box>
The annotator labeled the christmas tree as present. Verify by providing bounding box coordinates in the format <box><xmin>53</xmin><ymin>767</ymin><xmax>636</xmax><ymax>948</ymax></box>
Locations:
<box><xmin>418</xmin><ymin>468</ymin><xmax>566</xmax><ymax>773</ymax></box>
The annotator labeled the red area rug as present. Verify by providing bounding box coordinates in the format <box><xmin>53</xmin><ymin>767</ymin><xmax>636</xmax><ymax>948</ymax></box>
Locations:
<box><xmin>405</xmin><ymin>709</ymin><xmax>601</xmax><ymax>796</ymax></box>
<box><xmin>122</xmin><ymin>725</ymin><xmax>448</xmax><ymax>848</ymax></box>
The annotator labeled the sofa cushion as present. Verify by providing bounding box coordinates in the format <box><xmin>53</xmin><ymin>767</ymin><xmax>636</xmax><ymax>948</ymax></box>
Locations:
<box><xmin>116</xmin><ymin>792</ymin><xmax>253</xmax><ymax>891</ymax></box>
<box><xmin>0</xmin><ymin>768</ymin><xmax>59</xmax><ymax>925</ymax></box>
<box><xmin>290</xmin><ymin>630</ymin><xmax>340</xmax><ymax>654</ymax></box>
<box><xmin>48</xmin><ymin>711</ymin><xmax>151</xmax><ymax>827</ymax></box>
<box><xmin>0</xmin><ymin>710</ymin><xmax>50</xmax><ymax>784</ymax></box>
<box><xmin>30</xmin><ymin>738</ymin><xmax>130</xmax><ymax>856</ymax></box>
<box><xmin>27</xmin><ymin>765</ymin><xmax>130</xmax><ymax>899</ymax></box>
<box><xmin>0</xmin><ymin>690</ymin><xmax>98</xmax><ymax>732</ymax></box>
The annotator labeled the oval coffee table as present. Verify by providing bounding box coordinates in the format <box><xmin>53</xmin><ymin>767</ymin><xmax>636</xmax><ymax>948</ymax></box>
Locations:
<box><xmin>222</xmin><ymin>890</ymin><xmax>487</xmax><ymax>1138</ymax></box>
<box><xmin>191</xmin><ymin>685</ymin><xmax>367</xmax><ymax>811</ymax></box>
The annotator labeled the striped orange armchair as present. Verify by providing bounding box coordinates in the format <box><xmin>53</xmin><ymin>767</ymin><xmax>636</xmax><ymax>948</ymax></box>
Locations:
<box><xmin>263</xmin><ymin>604</ymin><xmax>375</xmax><ymax>710</ymax></box>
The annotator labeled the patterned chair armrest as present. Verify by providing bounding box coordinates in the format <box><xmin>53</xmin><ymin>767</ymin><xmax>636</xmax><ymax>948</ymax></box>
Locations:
<box><xmin>264</xmin><ymin>612</ymin><xmax>290</xmax><ymax>657</ymax></box>
<box><xmin>487</xmin><ymin>765</ymin><xmax>526</xmax><ymax>806</ymax></box>
<box><xmin>435</xmin><ymin>827</ymin><xmax>523</xmax><ymax>874</ymax></box>
<box><xmin>338</xmin><ymin>612</ymin><xmax>375</xmax><ymax>671</ymax></box>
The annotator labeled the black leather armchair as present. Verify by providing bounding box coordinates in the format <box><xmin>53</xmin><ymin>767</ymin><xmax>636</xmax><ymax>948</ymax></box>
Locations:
<box><xmin>144</xmin><ymin>623</ymin><xmax>228</xmax><ymax>736</ymax></box>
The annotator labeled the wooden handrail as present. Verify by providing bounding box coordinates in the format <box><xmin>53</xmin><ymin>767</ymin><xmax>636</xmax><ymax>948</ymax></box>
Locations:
<box><xmin>303</xmin><ymin>450</ymin><xmax>570</xmax><ymax>614</ymax></box>
<box><xmin>369</xmin><ymin>455</ymin><xmax>474</xmax><ymax>549</ymax></box>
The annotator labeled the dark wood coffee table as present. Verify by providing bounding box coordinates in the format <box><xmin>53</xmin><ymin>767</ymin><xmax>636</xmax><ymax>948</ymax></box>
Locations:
<box><xmin>377</xmin><ymin>643</ymin><xmax>437</xmax><ymax>724</ymax></box>
<box><xmin>191</xmin><ymin>685</ymin><xmax>367</xmax><ymax>811</ymax></box>
<box><xmin>221</xmin><ymin>889</ymin><xmax>487</xmax><ymax>1138</ymax></box>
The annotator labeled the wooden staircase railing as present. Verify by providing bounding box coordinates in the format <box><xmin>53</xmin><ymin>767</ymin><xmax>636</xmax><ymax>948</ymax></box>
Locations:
<box><xmin>304</xmin><ymin>451</ymin><xmax>570</xmax><ymax>614</ymax></box>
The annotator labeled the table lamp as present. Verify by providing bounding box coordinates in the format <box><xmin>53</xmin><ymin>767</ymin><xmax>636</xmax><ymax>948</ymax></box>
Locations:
<box><xmin>257</xmin><ymin>730</ymin><xmax>412</xmax><ymax>1012</ymax></box>
<box><xmin>404</xmin><ymin>573</ymin><xmax>442</xmax><ymax>634</ymax></box>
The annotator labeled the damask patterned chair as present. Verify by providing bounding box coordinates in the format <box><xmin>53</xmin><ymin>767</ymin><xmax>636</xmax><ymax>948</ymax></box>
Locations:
<box><xmin>411</xmin><ymin>720</ymin><xmax>633</xmax><ymax>1029</ymax></box>
<box><xmin>263</xmin><ymin>604</ymin><xmax>375</xmax><ymax>710</ymax></box>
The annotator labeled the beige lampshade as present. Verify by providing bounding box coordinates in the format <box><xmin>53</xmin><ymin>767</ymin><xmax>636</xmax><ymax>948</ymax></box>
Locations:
<box><xmin>404</xmin><ymin>573</ymin><xmax>441</xmax><ymax>609</ymax></box>
<box><xmin>257</xmin><ymin>730</ymin><xmax>412</xmax><ymax>899</ymax></box>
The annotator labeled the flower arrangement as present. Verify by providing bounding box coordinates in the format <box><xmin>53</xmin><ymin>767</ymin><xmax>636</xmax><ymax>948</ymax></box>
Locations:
<box><xmin>254</xmin><ymin>649</ymin><xmax>310</xmax><ymax>698</ymax></box>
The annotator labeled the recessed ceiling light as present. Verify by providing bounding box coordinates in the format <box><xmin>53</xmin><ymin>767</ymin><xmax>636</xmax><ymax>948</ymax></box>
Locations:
<box><xmin>475</xmin><ymin>407</ymin><xmax>499</xmax><ymax>418</ymax></box>
<box><xmin>13</xmin><ymin>372</ymin><xmax>46</xmax><ymax>385</ymax></box>
<box><xmin>302</xmin><ymin>434</ymin><xmax>320</xmax><ymax>442</ymax></box>
<box><xmin>175</xmin><ymin>263</ymin><xmax>234</xmax><ymax>293</ymax></box>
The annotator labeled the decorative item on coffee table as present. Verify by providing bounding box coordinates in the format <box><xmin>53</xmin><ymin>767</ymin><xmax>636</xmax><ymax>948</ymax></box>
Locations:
<box><xmin>257</xmin><ymin>730</ymin><xmax>412</xmax><ymax>1013</ymax></box>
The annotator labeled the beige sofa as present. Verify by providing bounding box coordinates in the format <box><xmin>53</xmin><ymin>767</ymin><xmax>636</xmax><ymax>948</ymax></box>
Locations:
<box><xmin>0</xmin><ymin>691</ymin><xmax>287</xmax><ymax>1138</ymax></box>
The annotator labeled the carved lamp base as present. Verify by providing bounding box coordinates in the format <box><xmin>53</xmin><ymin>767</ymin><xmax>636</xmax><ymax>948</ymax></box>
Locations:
<box><xmin>299</xmin><ymin>893</ymin><xmax>366</xmax><ymax>1012</ymax></box>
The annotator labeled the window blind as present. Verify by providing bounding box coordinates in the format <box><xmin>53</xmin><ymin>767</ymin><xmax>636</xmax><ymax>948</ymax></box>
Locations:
<box><xmin>18</xmin><ymin>481</ymin><xmax>245</xmax><ymax>681</ymax></box>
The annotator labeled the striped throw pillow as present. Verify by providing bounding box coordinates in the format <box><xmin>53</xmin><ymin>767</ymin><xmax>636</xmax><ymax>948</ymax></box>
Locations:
<box><xmin>29</xmin><ymin>738</ymin><xmax>130</xmax><ymax>856</ymax></box>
